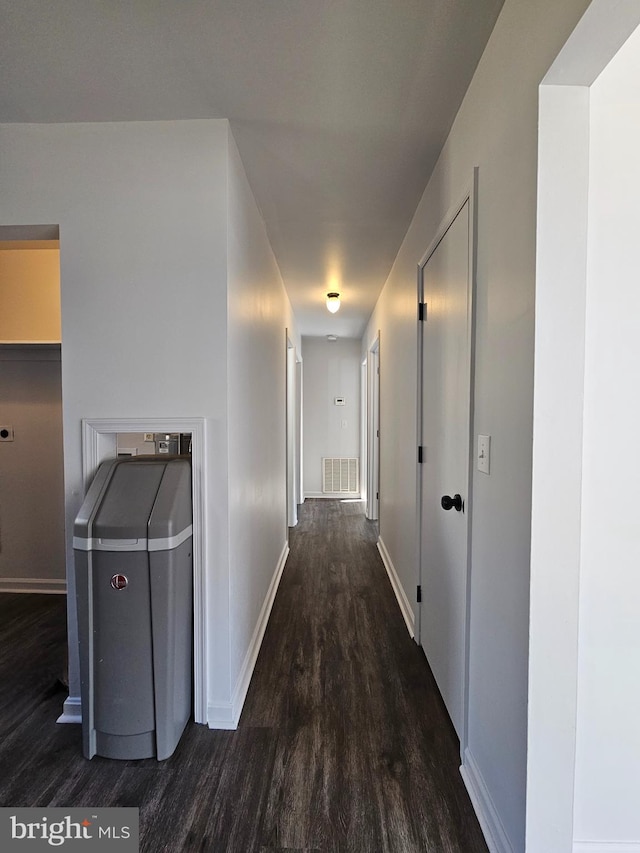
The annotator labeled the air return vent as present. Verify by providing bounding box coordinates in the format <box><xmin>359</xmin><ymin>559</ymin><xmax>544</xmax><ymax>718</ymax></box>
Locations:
<box><xmin>322</xmin><ymin>458</ymin><xmax>359</xmax><ymax>494</ymax></box>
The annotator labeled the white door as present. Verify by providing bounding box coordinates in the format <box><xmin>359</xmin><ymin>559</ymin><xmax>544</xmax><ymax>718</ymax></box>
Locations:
<box><xmin>419</xmin><ymin>195</ymin><xmax>473</xmax><ymax>742</ymax></box>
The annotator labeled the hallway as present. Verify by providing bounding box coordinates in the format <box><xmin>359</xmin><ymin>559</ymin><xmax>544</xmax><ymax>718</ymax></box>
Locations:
<box><xmin>0</xmin><ymin>499</ymin><xmax>487</xmax><ymax>852</ymax></box>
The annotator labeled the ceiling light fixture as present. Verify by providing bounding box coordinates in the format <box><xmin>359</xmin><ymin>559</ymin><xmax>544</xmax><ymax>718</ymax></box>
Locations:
<box><xmin>326</xmin><ymin>335</ymin><xmax>337</xmax><ymax>342</ymax></box>
<box><xmin>326</xmin><ymin>292</ymin><xmax>340</xmax><ymax>313</ymax></box>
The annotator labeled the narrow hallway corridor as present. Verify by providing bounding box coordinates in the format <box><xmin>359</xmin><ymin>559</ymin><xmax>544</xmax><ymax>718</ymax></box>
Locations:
<box><xmin>0</xmin><ymin>499</ymin><xmax>487</xmax><ymax>852</ymax></box>
<box><xmin>238</xmin><ymin>498</ymin><xmax>488</xmax><ymax>851</ymax></box>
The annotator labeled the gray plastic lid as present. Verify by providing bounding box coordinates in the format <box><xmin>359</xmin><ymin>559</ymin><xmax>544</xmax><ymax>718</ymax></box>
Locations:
<box><xmin>74</xmin><ymin>457</ymin><xmax>192</xmax><ymax>552</ymax></box>
<box><xmin>93</xmin><ymin>462</ymin><xmax>165</xmax><ymax>540</ymax></box>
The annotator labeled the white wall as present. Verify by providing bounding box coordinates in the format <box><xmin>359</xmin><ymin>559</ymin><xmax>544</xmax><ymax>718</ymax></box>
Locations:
<box><xmin>528</xmin><ymin>84</ymin><xmax>590</xmax><ymax>853</ymax></box>
<box><xmin>362</xmin><ymin>0</ymin><xmax>591</xmax><ymax>850</ymax></box>
<box><xmin>0</xmin><ymin>346</ymin><xmax>65</xmax><ymax>590</ymax></box>
<box><xmin>302</xmin><ymin>336</ymin><xmax>361</xmax><ymax>497</ymax></box>
<box><xmin>0</xmin><ymin>120</ymin><xmax>232</xmax><ymax>709</ymax></box>
<box><xmin>226</xmin><ymin>126</ymin><xmax>300</xmax><ymax>720</ymax></box>
<box><xmin>573</xmin><ymin>21</ymin><xmax>640</xmax><ymax>845</ymax></box>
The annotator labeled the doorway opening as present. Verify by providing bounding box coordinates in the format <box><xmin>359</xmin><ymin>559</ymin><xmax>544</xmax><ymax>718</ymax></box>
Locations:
<box><xmin>286</xmin><ymin>333</ymin><xmax>302</xmax><ymax>530</ymax></box>
<box><xmin>0</xmin><ymin>231</ymin><xmax>64</xmax><ymax>594</ymax></box>
<box><xmin>366</xmin><ymin>336</ymin><xmax>380</xmax><ymax>524</ymax></box>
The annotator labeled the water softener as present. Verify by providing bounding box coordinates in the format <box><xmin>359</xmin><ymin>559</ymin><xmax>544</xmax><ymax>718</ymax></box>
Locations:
<box><xmin>74</xmin><ymin>456</ymin><xmax>192</xmax><ymax>761</ymax></box>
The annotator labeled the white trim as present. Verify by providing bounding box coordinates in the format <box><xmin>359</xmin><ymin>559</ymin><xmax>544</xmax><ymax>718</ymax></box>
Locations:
<box><xmin>366</xmin><ymin>337</ymin><xmax>380</xmax><ymax>522</ymax></box>
<box><xmin>80</xmin><ymin>417</ymin><xmax>208</xmax><ymax>725</ymax></box>
<box><xmin>360</xmin><ymin>357</ymin><xmax>368</xmax><ymax>509</ymax></box>
<box><xmin>574</xmin><ymin>845</ymin><xmax>640</xmax><ymax>853</ymax></box>
<box><xmin>206</xmin><ymin>699</ymin><xmax>237</xmax><ymax>730</ymax></box>
<box><xmin>377</xmin><ymin>537</ymin><xmax>415</xmax><ymax>638</ymax></box>
<box><xmin>286</xmin><ymin>335</ymin><xmax>298</xmax><ymax>528</ymax></box>
<box><xmin>0</xmin><ymin>578</ymin><xmax>66</xmax><ymax>594</ymax></box>
<box><xmin>57</xmin><ymin>695</ymin><xmax>81</xmax><ymax>725</ymax></box>
<box><xmin>461</xmin><ymin>747</ymin><xmax>514</xmax><ymax>853</ymax></box>
<box><xmin>207</xmin><ymin>541</ymin><xmax>290</xmax><ymax>730</ymax></box>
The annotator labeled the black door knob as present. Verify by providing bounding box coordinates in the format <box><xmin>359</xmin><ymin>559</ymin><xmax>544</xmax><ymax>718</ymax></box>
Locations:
<box><xmin>441</xmin><ymin>494</ymin><xmax>463</xmax><ymax>512</ymax></box>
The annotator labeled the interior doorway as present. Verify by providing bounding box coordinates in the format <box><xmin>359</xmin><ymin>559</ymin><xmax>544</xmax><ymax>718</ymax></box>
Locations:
<box><xmin>286</xmin><ymin>333</ymin><xmax>302</xmax><ymax>529</ymax></box>
<box><xmin>366</xmin><ymin>336</ymin><xmax>380</xmax><ymax>522</ymax></box>
<box><xmin>0</xmin><ymin>234</ymin><xmax>64</xmax><ymax>594</ymax></box>
<box><xmin>360</xmin><ymin>357</ymin><xmax>368</xmax><ymax>508</ymax></box>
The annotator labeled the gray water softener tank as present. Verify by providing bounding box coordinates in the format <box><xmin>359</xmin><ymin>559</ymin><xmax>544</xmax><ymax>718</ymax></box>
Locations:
<box><xmin>74</xmin><ymin>456</ymin><xmax>193</xmax><ymax>761</ymax></box>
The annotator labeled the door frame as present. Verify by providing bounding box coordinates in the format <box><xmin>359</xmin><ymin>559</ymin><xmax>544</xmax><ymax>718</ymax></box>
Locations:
<box><xmin>416</xmin><ymin>168</ymin><xmax>478</xmax><ymax>756</ymax></box>
<box><xmin>360</xmin><ymin>356</ymin><xmax>368</xmax><ymax>508</ymax></box>
<box><xmin>286</xmin><ymin>332</ymin><xmax>302</xmax><ymax>529</ymax></box>
<box><xmin>366</xmin><ymin>335</ymin><xmax>380</xmax><ymax>521</ymax></box>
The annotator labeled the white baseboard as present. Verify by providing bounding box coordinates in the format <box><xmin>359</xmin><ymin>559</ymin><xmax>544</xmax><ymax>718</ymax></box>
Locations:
<box><xmin>205</xmin><ymin>700</ymin><xmax>237</xmax><ymax>731</ymax></box>
<box><xmin>376</xmin><ymin>537</ymin><xmax>415</xmax><ymax>638</ymax></box>
<box><xmin>574</xmin><ymin>844</ymin><xmax>640</xmax><ymax>852</ymax></box>
<box><xmin>0</xmin><ymin>578</ymin><xmax>66</xmax><ymax>594</ymax></box>
<box><xmin>58</xmin><ymin>541</ymin><xmax>291</xmax><ymax>733</ymax></box>
<box><xmin>207</xmin><ymin>541</ymin><xmax>290</xmax><ymax>730</ymax></box>
<box><xmin>460</xmin><ymin>747</ymin><xmax>513</xmax><ymax>853</ymax></box>
<box><xmin>57</xmin><ymin>695</ymin><xmax>81</xmax><ymax>724</ymax></box>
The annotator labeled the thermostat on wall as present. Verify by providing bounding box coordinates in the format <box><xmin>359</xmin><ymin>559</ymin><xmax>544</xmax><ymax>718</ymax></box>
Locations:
<box><xmin>334</xmin><ymin>397</ymin><xmax>346</xmax><ymax>406</ymax></box>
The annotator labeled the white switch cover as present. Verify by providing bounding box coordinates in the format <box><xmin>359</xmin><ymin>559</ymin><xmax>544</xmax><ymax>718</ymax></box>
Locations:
<box><xmin>477</xmin><ymin>434</ymin><xmax>491</xmax><ymax>474</ymax></box>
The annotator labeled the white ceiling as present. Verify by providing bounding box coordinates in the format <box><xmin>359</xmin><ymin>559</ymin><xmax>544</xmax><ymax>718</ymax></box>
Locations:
<box><xmin>0</xmin><ymin>0</ymin><xmax>504</xmax><ymax>338</ymax></box>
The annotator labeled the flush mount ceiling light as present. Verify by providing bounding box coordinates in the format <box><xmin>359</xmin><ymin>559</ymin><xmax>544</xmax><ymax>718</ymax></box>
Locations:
<box><xmin>326</xmin><ymin>335</ymin><xmax>337</xmax><ymax>342</ymax></box>
<box><xmin>326</xmin><ymin>292</ymin><xmax>340</xmax><ymax>313</ymax></box>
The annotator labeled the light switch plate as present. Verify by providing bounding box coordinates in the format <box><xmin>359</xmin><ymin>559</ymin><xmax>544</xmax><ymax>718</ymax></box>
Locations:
<box><xmin>477</xmin><ymin>434</ymin><xmax>491</xmax><ymax>474</ymax></box>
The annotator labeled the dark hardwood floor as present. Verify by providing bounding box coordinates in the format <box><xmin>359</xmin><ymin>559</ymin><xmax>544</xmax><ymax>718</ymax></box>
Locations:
<box><xmin>0</xmin><ymin>500</ymin><xmax>488</xmax><ymax>852</ymax></box>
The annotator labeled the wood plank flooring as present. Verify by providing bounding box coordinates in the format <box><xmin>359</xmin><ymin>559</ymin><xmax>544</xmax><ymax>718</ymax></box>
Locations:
<box><xmin>0</xmin><ymin>500</ymin><xmax>488</xmax><ymax>852</ymax></box>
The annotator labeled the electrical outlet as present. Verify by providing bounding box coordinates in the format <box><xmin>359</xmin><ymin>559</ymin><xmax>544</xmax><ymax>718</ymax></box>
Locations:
<box><xmin>0</xmin><ymin>426</ymin><xmax>14</xmax><ymax>441</ymax></box>
<box><xmin>144</xmin><ymin>433</ymin><xmax>154</xmax><ymax>442</ymax></box>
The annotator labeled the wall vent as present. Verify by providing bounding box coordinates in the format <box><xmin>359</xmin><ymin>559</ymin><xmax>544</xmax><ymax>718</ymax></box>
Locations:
<box><xmin>322</xmin><ymin>457</ymin><xmax>359</xmax><ymax>494</ymax></box>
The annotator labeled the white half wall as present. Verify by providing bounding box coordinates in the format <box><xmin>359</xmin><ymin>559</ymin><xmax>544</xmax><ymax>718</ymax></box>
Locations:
<box><xmin>529</xmin><ymin>4</ymin><xmax>640</xmax><ymax>851</ymax></box>
<box><xmin>362</xmin><ymin>0</ymin><xmax>592</xmax><ymax>849</ymax></box>
<box><xmin>574</xmin><ymin>18</ymin><xmax>640</xmax><ymax>846</ymax></box>
<box><xmin>0</xmin><ymin>120</ymin><xmax>232</xmax><ymax>711</ymax></box>
<box><xmin>302</xmin><ymin>336</ymin><xmax>361</xmax><ymax>497</ymax></box>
